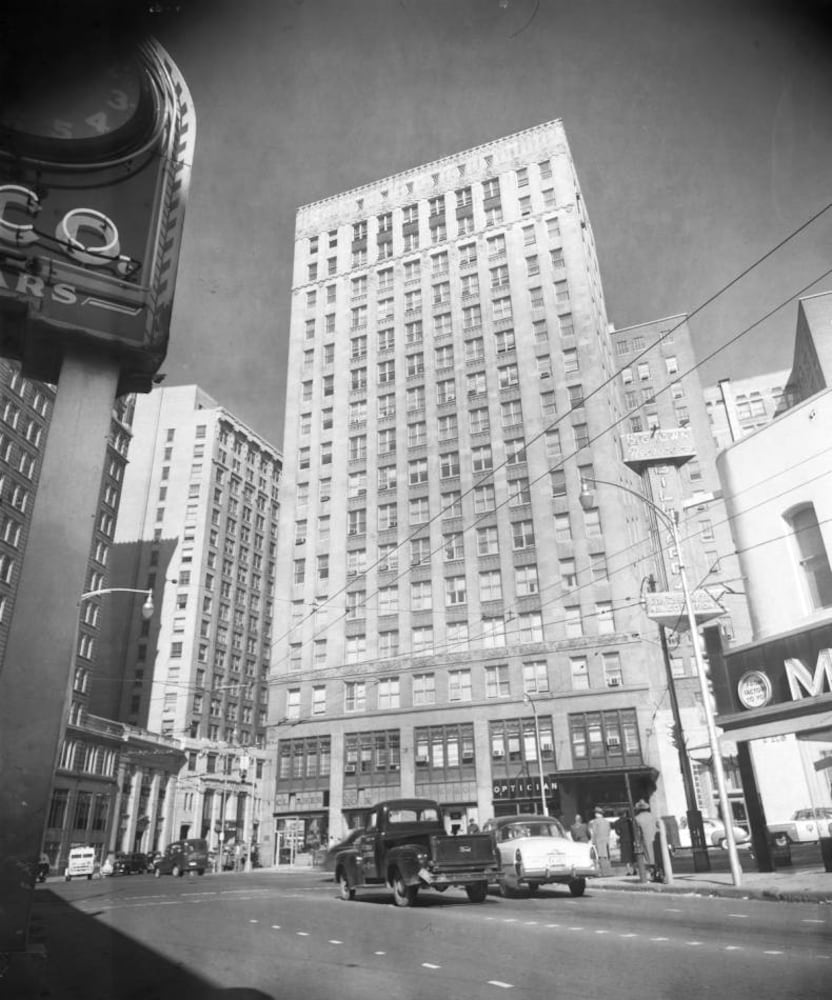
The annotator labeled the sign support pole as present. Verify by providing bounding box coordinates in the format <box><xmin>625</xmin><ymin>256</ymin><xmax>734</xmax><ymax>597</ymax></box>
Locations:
<box><xmin>0</xmin><ymin>351</ymin><xmax>120</xmax><ymax>955</ymax></box>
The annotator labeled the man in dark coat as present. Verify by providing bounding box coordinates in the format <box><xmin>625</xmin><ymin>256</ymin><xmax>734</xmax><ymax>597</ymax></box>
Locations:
<box><xmin>570</xmin><ymin>813</ymin><xmax>589</xmax><ymax>842</ymax></box>
<box><xmin>614</xmin><ymin>811</ymin><xmax>636</xmax><ymax>875</ymax></box>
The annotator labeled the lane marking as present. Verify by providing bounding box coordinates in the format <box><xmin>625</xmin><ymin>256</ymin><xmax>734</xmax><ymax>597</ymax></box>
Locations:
<box><xmin>297</xmin><ymin>932</ymin><xmax>309</xmax><ymax>937</ymax></box>
<box><xmin>524</xmin><ymin>921</ymin><xmax>538</xmax><ymax>925</ymax></box>
<box><xmin>488</xmin><ymin>982</ymin><xmax>514</xmax><ymax>989</ymax></box>
<box><xmin>728</xmin><ymin>913</ymin><xmax>748</xmax><ymax>919</ymax></box>
<box><xmin>568</xmin><ymin>926</ymin><xmax>584</xmax><ymax>931</ymax></box>
<box><xmin>664</xmin><ymin>908</ymin><xmax>682</xmax><ymax>913</ymax></box>
<box><xmin>249</xmin><ymin>919</ymin><xmax>258</xmax><ymax>924</ymax></box>
<box><xmin>620</xmin><ymin>933</ymin><xmax>638</xmax><ymax>939</ymax></box>
<box><xmin>686</xmin><ymin>942</ymin><xmax>702</xmax><ymax>947</ymax></box>
<box><xmin>595</xmin><ymin>930</ymin><xmax>610</xmax><ymax>935</ymax></box>
<box><xmin>764</xmin><ymin>951</ymin><xmax>784</xmax><ymax>956</ymax></box>
<box><xmin>802</xmin><ymin>919</ymin><xmax>825</xmax><ymax>924</ymax></box>
<box><xmin>725</xmin><ymin>946</ymin><xmax>742</xmax><ymax>951</ymax></box>
<box><xmin>545</xmin><ymin>923</ymin><xmax>561</xmax><ymax>928</ymax></box>
<box><xmin>374</xmin><ymin>951</ymin><xmax>386</xmax><ymax>956</ymax></box>
<box><xmin>650</xmin><ymin>937</ymin><xmax>669</xmax><ymax>942</ymax></box>
<box><xmin>329</xmin><ymin>940</ymin><xmax>343</xmax><ymax>945</ymax></box>
<box><xmin>422</xmin><ymin>963</ymin><xmax>441</xmax><ymax>970</ymax></box>
<box><xmin>502</xmin><ymin>918</ymin><xmax>518</xmax><ymax>923</ymax></box>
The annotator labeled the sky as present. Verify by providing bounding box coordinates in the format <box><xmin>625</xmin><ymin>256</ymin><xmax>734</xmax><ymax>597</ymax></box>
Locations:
<box><xmin>146</xmin><ymin>0</ymin><xmax>832</xmax><ymax>449</ymax></box>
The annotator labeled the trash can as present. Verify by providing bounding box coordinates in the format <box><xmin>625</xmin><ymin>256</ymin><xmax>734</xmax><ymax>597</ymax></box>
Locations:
<box><xmin>769</xmin><ymin>832</ymin><xmax>792</xmax><ymax>868</ymax></box>
<box><xmin>820</xmin><ymin>822</ymin><xmax>832</xmax><ymax>873</ymax></box>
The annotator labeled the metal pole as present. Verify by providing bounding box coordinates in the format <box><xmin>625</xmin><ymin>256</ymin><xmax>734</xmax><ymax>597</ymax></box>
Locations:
<box><xmin>524</xmin><ymin>694</ymin><xmax>548</xmax><ymax>816</ymax></box>
<box><xmin>673</xmin><ymin>513</ymin><xmax>743</xmax><ymax>887</ymax></box>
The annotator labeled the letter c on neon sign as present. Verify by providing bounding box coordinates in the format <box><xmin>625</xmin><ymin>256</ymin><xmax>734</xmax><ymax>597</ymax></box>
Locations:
<box><xmin>0</xmin><ymin>184</ymin><xmax>40</xmax><ymax>246</ymax></box>
<box><xmin>56</xmin><ymin>208</ymin><xmax>121</xmax><ymax>267</ymax></box>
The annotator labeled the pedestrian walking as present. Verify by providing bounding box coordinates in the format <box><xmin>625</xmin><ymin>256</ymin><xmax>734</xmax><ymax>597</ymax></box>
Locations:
<box><xmin>570</xmin><ymin>813</ymin><xmax>589</xmax><ymax>842</ymax></box>
<box><xmin>634</xmin><ymin>798</ymin><xmax>658</xmax><ymax>878</ymax></box>
<box><xmin>588</xmin><ymin>807</ymin><xmax>612</xmax><ymax>874</ymax></box>
<box><xmin>614</xmin><ymin>811</ymin><xmax>636</xmax><ymax>876</ymax></box>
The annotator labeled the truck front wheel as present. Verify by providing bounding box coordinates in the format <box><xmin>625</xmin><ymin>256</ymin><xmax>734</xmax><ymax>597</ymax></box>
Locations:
<box><xmin>465</xmin><ymin>882</ymin><xmax>487</xmax><ymax>903</ymax></box>
<box><xmin>337</xmin><ymin>869</ymin><xmax>355</xmax><ymax>901</ymax></box>
<box><xmin>391</xmin><ymin>871</ymin><xmax>418</xmax><ymax>907</ymax></box>
<box><xmin>568</xmin><ymin>877</ymin><xmax>586</xmax><ymax>897</ymax></box>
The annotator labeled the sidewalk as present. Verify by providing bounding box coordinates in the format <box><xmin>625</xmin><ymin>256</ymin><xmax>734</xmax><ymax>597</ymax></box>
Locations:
<box><xmin>594</xmin><ymin>865</ymin><xmax>832</xmax><ymax>904</ymax></box>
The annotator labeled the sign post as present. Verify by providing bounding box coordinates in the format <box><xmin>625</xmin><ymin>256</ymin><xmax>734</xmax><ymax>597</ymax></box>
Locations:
<box><xmin>0</xmin><ymin>17</ymin><xmax>195</xmax><ymax>958</ymax></box>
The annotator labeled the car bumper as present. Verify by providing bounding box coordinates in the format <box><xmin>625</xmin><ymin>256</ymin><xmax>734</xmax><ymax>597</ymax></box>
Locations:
<box><xmin>521</xmin><ymin>864</ymin><xmax>598</xmax><ymax>882</ymax></box>
<box><xmin>418</xmin><ymin>866</ymin><xmax>499</xmax><ymax>887</ymax></box>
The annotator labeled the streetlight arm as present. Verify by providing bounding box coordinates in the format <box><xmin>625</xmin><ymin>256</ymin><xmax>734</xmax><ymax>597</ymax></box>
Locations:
<box><xmin>80</xmin><ymin>587</ymin><xmax>154</xmax><ymax>620</ymax></box>
<box><xmin>579</xmin><ymin>477</ymin><xmax>676</xmax><ymax>533</ymax></box>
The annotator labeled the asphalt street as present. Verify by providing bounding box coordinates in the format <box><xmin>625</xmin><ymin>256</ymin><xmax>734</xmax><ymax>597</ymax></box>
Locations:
<box><xmin>10</xmin><ymin>870</ymin><xmax>829</xmax><ymax>1000</ymax></box>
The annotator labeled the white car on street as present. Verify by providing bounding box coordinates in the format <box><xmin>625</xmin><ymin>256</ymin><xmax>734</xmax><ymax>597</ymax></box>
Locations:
<box><xmin>675</xmin><ymin>816</ymin><xmax>751</xmax><ymax>850</ymax></box>
<box><xmin>482</xmin><ymin>815</ymin><xmax>598</xmax><ymax>897</ymax></box>
<box><xmin>768</xmin><ymin>807</ymin><xmax>832</xmax><ymax>845</ymax></box>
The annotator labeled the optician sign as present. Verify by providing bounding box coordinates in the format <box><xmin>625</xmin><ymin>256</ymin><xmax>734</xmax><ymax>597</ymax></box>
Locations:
<box><xmin>0</xmin><ymin>38</ymin><xmax>195</xmax><ymax>392</ymax></box>
<box><xmin>492</xmin><ymin>775</ymin><xmax>558</xmax><ymax>801</ymax></box>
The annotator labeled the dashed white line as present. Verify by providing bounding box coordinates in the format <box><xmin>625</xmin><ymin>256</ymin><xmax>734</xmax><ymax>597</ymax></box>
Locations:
<box><xmin>725</xmin><ymin>946</ymin><xmax>742</xmax><ymax>951</ymax></box>
<box><xmin>544</xmin><ymin>923</ymin><xmax>561</xmax><ymax>928</ymax></box>
<box><xmin>686</xmin><ymin>941</ymin><xmax>703</xmax><ymax>947</ymax></box>
<box><xmin>728</xmin><ymin>913</ymin><xmax>748</xmax><ymax>919</ymax></box>
<box><xmin>595</xmin><ymin>930</ymin><xmax>610</xmax><ymax>935</ymax></box>
<box><xmin>764</xmin><ymin>950</ymin><xmax>784</xmax><ymax>956</ymax></box>
<box><xmin>329</xmin><ymin>940</ymin><xmax>343</xmax><ymax>945</ymax></box>
<box><xmin>524</xmin><ymin>921</ymin><xmax>538</xmax><ymax>925</ymax></box>
<box><xmin>249</xmin><ymin>919</ymin><xmax>258</xmax><ymax>924</ymax></box>
<box><xmin>802</xmin><ymin>919</ymin><xmax>825</xmax><ymax>924</ymax></box>
<box><xmin>502</xmin><ymin>918</ymin><xmax>519</xmax><ymax>923</ymax></box>
<box><xmin>297</xmin><ymin>932</ymin><xmax>309</xmax><ymax>937</ymax></box>
<box><xmin>620</xmin><ymin>933</ymin><xmax>637</xmax><ymax>939</ymax></box>
<box><xmin>664</xmin><ymin>907</ymin><xmax>682</xmax><ymax>913</ymax></box>
<box><xmin>488</xmin><ymin>981</ymin><xmax>514</xmax><ymax>989</ymax></box>
<box><xmin>374</xmin><ymin>951</ymin><xmax>386</xmax><ymax>956</ymax></box>
<box><xmin>422</xmin><ymin>963</ymin><xmax>441</xmax><ymax>970</ymax></box>
<box><xmin>271</xmin><ymin>925</ymin><xmax>280</xmax><ymax>930</ymax></box>
<box><xmin>650</xmin><ymin>937</ymin><xmax>669</xmax><ymax>942</ymax></box>
<box><xmin>568</xmin><ymin>926</ymin><xmax>584</xmax><ymax>931</ymax></box>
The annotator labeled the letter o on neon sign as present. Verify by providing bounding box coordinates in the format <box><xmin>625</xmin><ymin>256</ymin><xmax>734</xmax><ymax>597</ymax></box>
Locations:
<box><xmin>56</xmin><ymin>208</ymin><xmax>121</xmax><ymax>267</ymax></box>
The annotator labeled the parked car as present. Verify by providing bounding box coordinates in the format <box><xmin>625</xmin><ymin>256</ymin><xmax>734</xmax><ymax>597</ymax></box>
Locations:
<box><xmin>64</xmin><ymin>846</ymin><xmax>96</xmax><ymax>881</ymax></box>
<box><xmin>482</xmin><ymin>815</ymin><xmax>598</xmax><ymax>898</ymax></box>
<box><xmin>153</xmin><ymin>838</ymin><xmax>209</xmax><ymax>877</ymax></box>
<box><xmin>768</xmin><ymin>807</ymin><xmax>832</xmax><ymax>845</ymax></box>
<box><xmin>674</xmin><ymin>816</ymin><xmax>751</xmax><ymax>850</ymax></box>
<box><xmin>112</xmin><ymin>852</ymin><xmax>152</xmax><ymax>875</ymax></box>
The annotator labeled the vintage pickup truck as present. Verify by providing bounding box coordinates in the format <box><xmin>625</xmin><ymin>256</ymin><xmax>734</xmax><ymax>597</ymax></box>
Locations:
<box><xmin>333</xmin><ymin>798</ymin><xmax>499</xmax><ymax>906</ymax></box>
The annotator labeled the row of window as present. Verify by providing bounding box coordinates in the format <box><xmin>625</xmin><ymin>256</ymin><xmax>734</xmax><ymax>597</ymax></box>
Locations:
<box><xmin>276</xmin><ymin>707</ymin><xmax>641</xmax><ymax>784</ymax></box>
<box><xmin>284</xmin><ymin>654</ymin><xmax>625</xmax><ymax>715</ymax></box>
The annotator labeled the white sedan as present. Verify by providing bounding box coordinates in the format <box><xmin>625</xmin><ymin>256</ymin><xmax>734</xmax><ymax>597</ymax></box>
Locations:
<box><xmin>482</xmin><ymin>815</ymin><xmax>598</xmax><ymax>897</ymax></box>
<box><xmin>768</xmin><ymin>807</ymin><xmax>832</xmax><ymax>845</ymax></box>
<box><xmin>675</xmin><ymin>816</ymin><xmax>751</xmax><ymax>850</ymax></box>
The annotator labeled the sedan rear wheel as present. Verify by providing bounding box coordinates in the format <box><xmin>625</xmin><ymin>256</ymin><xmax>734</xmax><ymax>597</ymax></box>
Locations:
<box><xmin>498</xmin><ymin>879</ymin><xmax>517</xmax><ymax>899</ymax></box>
<box><xmin>568</xmin><ymin>877</ymin><xmax>586</xmax><ymax>897</ymax></box>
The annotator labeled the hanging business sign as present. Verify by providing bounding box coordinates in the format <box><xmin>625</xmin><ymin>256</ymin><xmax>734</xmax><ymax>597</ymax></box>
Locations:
<box><xmin>645</xmin><ymin>589</ymin><xmax>724</xmax><ymax>629</ymax></box>
<box><xmin>0</xmin><ymin>36</ymin><xmax>195</xmax><ymax>393</ymax></box>
<box><xmin>621</xmin><ymin>428</ymin><xmax>696</xmax><ymax>470</ymax></box>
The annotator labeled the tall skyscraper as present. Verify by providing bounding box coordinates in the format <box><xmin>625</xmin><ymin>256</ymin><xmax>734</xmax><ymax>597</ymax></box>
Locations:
<box><xmin>109</xmin><ymin>385</ymin><xmax>282</xmax><ymax>864</ymax></box>
<box><xmin>270</xmin><ymin>119</ymin><xmax>740</xmax><ymax>852</ymax></box>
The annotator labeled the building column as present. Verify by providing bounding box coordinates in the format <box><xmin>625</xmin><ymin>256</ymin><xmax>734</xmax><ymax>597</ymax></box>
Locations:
<box><xmin>108</xmin><ymin>757</ymin><xmax>129</xmax><ymax>854</ymax></box>
<box><xmin>474</xmin><ymin>717</ymin><xmax>494</xmax><ymax>818</ymax></box>
<box><xmin>143</xmin><ymin>771</ymin><xmax>161</xmax><ymax>853</ymax></box>
<box><xmin>121</xmin><ymin>767</ymin><xmax>141</xmax><ymax>853</ymax></box>
<box><xmin>159</xmin><ymin>774</ymin><xmax>178</xmax><ymax>850</ymax></box>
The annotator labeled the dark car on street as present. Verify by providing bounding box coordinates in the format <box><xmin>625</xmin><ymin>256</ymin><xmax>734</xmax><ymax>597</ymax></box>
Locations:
<box><xmin>154</xmin><ymin>838</ymin><xmax>209</xmax><ymax>877</ymax></box>
<box><xmin>113</xmin><ymin>852</ymin><xmax>152</xmax><ymax>875</ymax></box>
<box><xmin>322</xmin><ymin>829</ymin><xmax>364</xmax><ymax>873</ymax></box>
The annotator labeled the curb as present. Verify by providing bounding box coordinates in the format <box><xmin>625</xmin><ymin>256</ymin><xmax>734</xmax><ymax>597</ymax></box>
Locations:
<box><xmin>594</xmin><ymin>879</ymin><xmax>832</xmax><ymax>905</ymax></box>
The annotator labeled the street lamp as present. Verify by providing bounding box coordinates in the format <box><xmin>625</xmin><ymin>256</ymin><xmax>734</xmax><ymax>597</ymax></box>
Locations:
<box><xmin>81</xmin><ymin>587</ymin><xmax>154</xmax><ymax>620</ymax></box>
<box><xmin>523</xmin><ymin>692</ymin><xmax>548</xmax><ymax>817</ymax></box>
<box><xmin>578</xmin><ymin>477</ymin><xmax>743</xmax><ymax>887</ymax></box>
